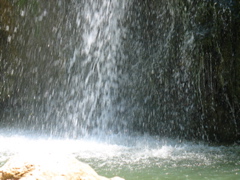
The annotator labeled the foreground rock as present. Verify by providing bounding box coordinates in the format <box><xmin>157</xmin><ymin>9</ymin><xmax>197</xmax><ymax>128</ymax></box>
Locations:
<box><xmin>0</xmin><ymin>154</ymin><xmax>124</xmax><ymax>180</ymax></box>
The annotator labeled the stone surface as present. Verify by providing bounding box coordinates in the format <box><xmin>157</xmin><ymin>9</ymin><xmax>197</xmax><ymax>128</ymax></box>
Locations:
<box><xmin>0</xmin><ymin>153</ymin><xmax>124</xmax><ymax>180</ymax></box>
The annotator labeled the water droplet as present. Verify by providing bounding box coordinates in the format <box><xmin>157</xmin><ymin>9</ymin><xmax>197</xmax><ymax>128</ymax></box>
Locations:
<box><xmin>20</xmin><ymin>10</ymin><xmax>25</xmax><ymax>17</ymax></box>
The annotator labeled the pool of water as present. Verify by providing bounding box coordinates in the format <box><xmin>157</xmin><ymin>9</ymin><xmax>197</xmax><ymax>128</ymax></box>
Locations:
<box><xmin>0</xmin><ymin>129</ymin><xmax>239</xmax><ymax>180</ymax></box>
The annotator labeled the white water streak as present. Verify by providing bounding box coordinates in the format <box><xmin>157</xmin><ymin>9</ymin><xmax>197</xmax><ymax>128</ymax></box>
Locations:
<box><xmin>65</xmin><ymin>0</ymin><xmax>129</xmax><ymax>133</ymax></box>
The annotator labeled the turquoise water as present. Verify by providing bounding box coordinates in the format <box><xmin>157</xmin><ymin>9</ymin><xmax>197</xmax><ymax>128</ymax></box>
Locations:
<box><xmin>0</xmin><ymin>131</ymin><xmax>239</xmax><ymax>180</ymax></box>
<box><xmin>96</xmin><ymin>162</ymin><xmax>240</xmax><ymax>180</ymax></box>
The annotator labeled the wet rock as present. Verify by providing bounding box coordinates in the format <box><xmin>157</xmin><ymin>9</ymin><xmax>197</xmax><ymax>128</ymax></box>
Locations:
<box><xmin>0</xmin><ymin>154</ymin><xmax>124</xmax><ymax>180</ymax></box>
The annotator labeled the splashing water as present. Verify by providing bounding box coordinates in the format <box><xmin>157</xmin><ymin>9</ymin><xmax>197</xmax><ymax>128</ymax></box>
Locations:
<box><xmin>1</xmin><ymin>0</ymin><xmax>130</xmax><ymax>137</ymax></box>
<box><xmin>63</xmin><ymin>0</ymin><xmax>129</xmax><ymax>135</ymax></box>
<box><xmin>1</xmin><ymin>1</ymin><xmax>240</xmax><ymax>180</ymax></box>
<box><xmin>0</xmin><ymin>131</ymin><xmax>239</xmax><ymax>180</ymax></box>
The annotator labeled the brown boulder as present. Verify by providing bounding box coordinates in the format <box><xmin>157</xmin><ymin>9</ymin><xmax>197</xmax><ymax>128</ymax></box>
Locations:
<box><xmin>0</xmin><ymin>153</ymin><xmax>124</xmax><ymax>180</ymax></box>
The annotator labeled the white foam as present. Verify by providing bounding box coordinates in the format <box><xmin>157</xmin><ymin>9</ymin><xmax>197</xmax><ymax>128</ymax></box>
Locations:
<box><xmin>1</xmin><ymin>131</ymin><xmax>239</xmax><ymax>170</ymax></box>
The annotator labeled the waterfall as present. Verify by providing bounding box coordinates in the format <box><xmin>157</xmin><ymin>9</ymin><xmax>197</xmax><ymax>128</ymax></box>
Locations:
<box><xmin>0</xmin><ymin>0</ymin><xmax>239</xmax><ymax>142</ymax></box>
<box><xmin>1</xmin><ymin>0</ymin><xmax>131</xmax><ymax>137</ymax></box>
<box><xmin>61</xmin><ymin>0</ymin><xmax>129</xmax><ymax>136</ymax></box>
<box><xmin>1</xmin><ymin>2</ymin><xmax>240</xmax><ymax>180</ymax></box>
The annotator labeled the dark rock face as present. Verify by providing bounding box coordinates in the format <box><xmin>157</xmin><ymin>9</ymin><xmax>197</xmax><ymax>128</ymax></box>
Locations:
<box><xmin>129</xmin><ymin>0</ymin><xmax>240</xmax><ymax>143</ymax></box>
<box><xmin>194</xmin><ymin>0</ymin><xmax>240</xmax><ymax>143</ymax></box>
<box><xmin>0</xmin><ymin>0</ymin><xmax>239</xmax><ymax>143</ymax></box>
<box><xmin>0</xmin><ymin>0</ymin><xmax>14</xmax><ymax>107</ymax></box>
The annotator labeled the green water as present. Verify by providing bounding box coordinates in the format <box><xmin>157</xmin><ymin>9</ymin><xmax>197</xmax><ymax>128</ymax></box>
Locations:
<box><xmin>77</xmin><ymin>136</ymin><xmax>240</xmax><ymax>180</ymax></box>
<box><xmin>0</xmin><ymin>132</ymin><xmax>239</xmax><ymax>180</ymax></box>
<box><xmin>81</xmin><ymin>152</ymin><xmax>240</xmax><ymax>180</ymax></box>
<box><xmin>95</xmin><ymin>164</ymin><xmax>240</xmax><ymax>180</ymax></box>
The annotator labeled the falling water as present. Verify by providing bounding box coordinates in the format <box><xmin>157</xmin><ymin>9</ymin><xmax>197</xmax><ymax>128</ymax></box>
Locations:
<box><xmin>1</xmin><ymin>0</ymin><xmax>131</xmax><ymax>137</ymax></box>
<box><xmin>1</xmin><ymin>0</ymin><xmax>240</xmax><ymax>179</ymax></box>
<box><xmin>50</xmin><ymin>0</ymin><xmax>130</xmax><ymax>136</ymax></box>
<box><xmin>0</xmin><ymin>0</ymin><xmax>239</xmax><ymax>141</ymax></box>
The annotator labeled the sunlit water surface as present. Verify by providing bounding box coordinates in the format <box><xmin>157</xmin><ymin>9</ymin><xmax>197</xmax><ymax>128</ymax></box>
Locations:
<box><xmin>0</xmin><ymin>129</ymin><xmax>239</xmax><ymax>180</ymax></box>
